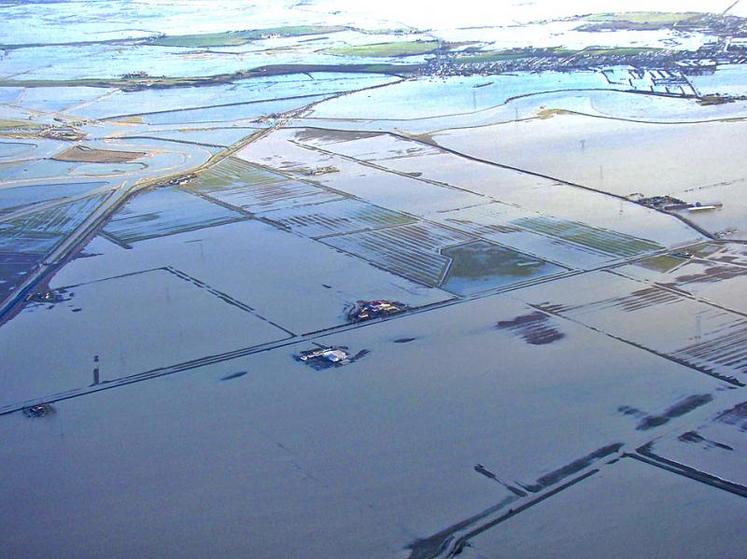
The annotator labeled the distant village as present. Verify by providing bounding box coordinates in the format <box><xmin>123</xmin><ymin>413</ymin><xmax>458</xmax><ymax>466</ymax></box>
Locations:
<box><xmin>421</xmin><ymin>43</ymin><xmax>747</xmax><ymax>80</ymax></box>
<box><xmin>420</xmin><ymin>12</ymin><xmax>747</xmax><ymax>82</ymax></box>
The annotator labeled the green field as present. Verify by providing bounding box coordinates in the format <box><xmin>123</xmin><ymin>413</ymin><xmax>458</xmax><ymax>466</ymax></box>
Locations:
<box><xmin>0</xmin><ymin>62</ymin><xmax>414</xmax><ymax>91</ymax></box>
<box><xmin>637</xmin><ymin>254</ymin><xmax>688</xmax><ymax>273</ymax></box>
<box><xmin>579</xmin><ymin>46</ymin><xmax>662</xmax><ymax>56</ymax></box>
<box><xmin>0</xmin><ymin>119</ymin><xmax>42</xmax><ymax>130</ymax></box>
<box><xmin>151</xmin><ymin>25</ymin><xmax>348</xmax><ymax>48</ymax></box>
<box><xmin>453</xmin><ymin>48</ymin><xmax>537</xmax><ymax>64</ymax></box>
<box><xmin>585</xmin><ymin>12</ymin><xmax>700</xmax><ymax>24</ymax></box>
<box><xmin>325</xmin><ymin>40</ymin><xmax>441</xmax><ymax>57</ymax></box>
<box><xmin>512</xmin><ymin>216</ymin><xmax>662</xmax><ymax>258</ymax></box>
<box><xmin>579</xmin><ymin>11</ymin><xmax>704</xmax><ymax>31</ymax></box>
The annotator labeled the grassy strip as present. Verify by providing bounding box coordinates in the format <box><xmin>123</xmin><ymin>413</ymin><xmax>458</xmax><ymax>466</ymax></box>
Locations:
<box><xmin>150</xmin><ymin>25</ymin><xmax>348</xmax><ymax>48</ymax></box>
<box><xmin>325</xmin><ymin>40</ymin><xmax>441</xmax><ymax>57</ymax></box>
<box><xmin>0</xmin><ymin>64</ymin><xmax>414</xmax><ymax>91</ymax></box>
<box><xmin>584</xmin><ymin>11</ymin><xmax>701</xmax><ymax>24</ymax></box>
<box><xmin>0</xmin><ymin>119</ymin><xmax>43</xmax><ymax>130</ymax></box>
<box><xmin>578</xmin><ymin>11</ymin><xmax>706</xmax><ymax>31</ymax></box>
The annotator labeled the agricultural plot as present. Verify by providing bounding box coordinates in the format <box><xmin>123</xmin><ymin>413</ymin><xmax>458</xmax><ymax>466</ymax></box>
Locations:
<box><xmin>324</xmin><ymin>40</ymin><xmax>440</xmax><ymax>58</ymax></box>
<box><xmin>149</xmin><ymin>25</ymin><xmax>347</xmax><ymax>47</ymax></box>
<box><xmin>0</xmin><ymin>193</ymin><xmax>107</xmax><ymax>254</ymax></box>
<box><xmin>52</xmin><ymin>145</ymin><xmax>145</xmax><ymax>163</ymax></box>
<box><xmin>0</xmin><ymin>159</ymin><xmax>87</xmax><ymax>183</ymax></box>
<box><xmin>693</xmin><ymin>242</ymin><xmax>747</xmax><ymax>267</ymax></box>
<box><xmin>0</xmin><ymin>180</ymin><xmax>107</xmax><ymax>213</ymax></box>
<box><xmin>5</xmin><ymin>86</ymin><xmax>110</xmax><ymax>113</ymax></box>
<box><xmin>431</xmin><ymin>115</ymin><xmax>747</xmax><ymax>240</ymax></box>
<box><xmin>141</xmin><ymin>96</ymin><xmax>331</xmax><ymax>126</ymax></box>
<box><xmin>299</xmin><ymin>130</ymin><xmax>440</xmax><ymax>159</ymax></box>
<box><xmin>512</xmin><ymin>215</ymin><xmax>662</xmax><ymax>258</ymax></box>
<box><xmin>322</xmin><ymin>221</ymin><xmax>472</xmax><ymax>287</ymax></box>
<box><xmin>299</xmin><ymin>132</ymin><xmax>552</xmax><ymax>198</ymax></box>
<box><xmin>308</xmin><ymin>71</ymin><xmax>610</xmax><ymax>120</ymax></box>
<box><xmin>184</xmin><ymin>157</ymin><xmax>342</xmax><ymax>212</ymax></box>
<box><xmin>0</xmin><ymin>141</ymin><xmax>37</xmax><ymax>160</ymax></box>
<box><xmin>491</xmin><ymin>179</ymin><xmax>706</xmax><ymax>247</ymax></box>
<box><xmin>52</xmin><ymin>219</ymin><xmax>452</xmax><ymax>336</ymax></box>
<box><xmin>615</xmin><ymin>245</ymin><xmax>747</xmax><ymax>314</ymax></box>
<box><xmin>295</xmin><ymin>88</ymin><xmax>747</xmax><ymax>137</ymax></box>
<box><xmin>248</xmin><ymin>199</ymin><xmax>576</xmax><ymax>295</ymax></box>
<box><xmin>0</xmin><ymin>253</ymin><xmax>40</xmax><ymax>301</ymax></box>
<box><xmin>0</xmin><ymin>138</ymin><xmax>89</xmax><ymax>165</ymax></box>
<box><xmin>516</xmin><ymin>271</ymin><xmax>747</xmax><ymax>383</ymax></box>
<box><xmin>459</xmin><ymin>458</ymin><xmax>747</xmax><ymax>559</ymax></box>
<box><xmin>0</xmin><ymin>267</ymin><xmax>291</xmax><ymax>408</ymax></box>
<box><xmin>103</xmin><ymin>187</ymin><xmax>246</xmax><ymax>245</ymax></box>
<box><xmin>434</xmin><ymin>203</ymin><xmax>620</xmax><ymax>269</ymax></box>
<box><xmin>0</xmin><ymin>291</ymin><xmax>725</xmax><ymax>558</ymax></box>
<box><xmin>641</xmin><ymin>397</ymin><xmax>747</xmax><ymax>489</ymax></box>
<box><xmin>288</xmin><ymin>128</ymin><xmax>708</xmax><ymax>248</ymax></box>
<box><xmin>441</xmin><ymin>241</ymin><xmax>565</xmax><ymax>295</ymax></box>
<box><xmin>125</xmin><ymin>127</ymin><xmax>257</xmax><ymax>148</ymax></box>
<box><xmin>260</xmin><ymin>198</ymin><xmax>415</xmax><ymax>238</ymax></box>
<box><xmin>237</xmin><ymin>130</ymin><xmax>488</xmax><ymax>215</ymax></box>
<box><xmin>75</xmin><ymin>74</ymin><xmax>397</xmax><ymax>120</ymax></box>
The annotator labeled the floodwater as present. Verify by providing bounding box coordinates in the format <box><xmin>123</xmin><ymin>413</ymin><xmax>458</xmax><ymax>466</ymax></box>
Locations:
<box><xmin>311</xmin><ymin>71</ymin><xmax>611</xmax><ymax>120</ymax></box>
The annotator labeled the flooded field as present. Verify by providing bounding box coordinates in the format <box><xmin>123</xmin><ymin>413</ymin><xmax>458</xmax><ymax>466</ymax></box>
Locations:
<box><xmin>237</xmin><ymin>129</ymin><xmax>489</xmax><ymax>214</ymax></box>
<box><xmin>103</xmin><ymin>187</ymin><xmax>246</xmax><ymax>245</ymax></box>
<box><xmin>50</xmin><ymin>218</ymin><xmax>453</xmax><ymax>336</ymax></box>
<box><xmin>0</xmin><ymin>180</ymin><xmax>107</xmax><ymax>213</ymax></box>
<box><xmin>432</xmin><ymin>113</ymin><xmax>747</xmax><ymax>238</ymax></box>
<box><xmin>184</xmin><ymin>156</ymin><xmax>343</xmax><ymax>212</ymax></box>
<box><xmin>323</xmin><ymin>221</ymin><xmax>472</xmax><ymax>287</ymax></box>
<box><xmin>615</xmin><ymin>242</ymin><xmax>747</xmax><ymax>315</ymax></box>
<box><xmin>0</xmin><ymin>287</ymin><xmax>726</xmax><ymax>557</ymax></box>
<box><xmin>441</xmin><ymin>241</ymin><xmax>564</xmax><ymax>295</ymax></box>
<box><xmin>0</xmin><ymin>252</ymin><xmax>40</xmax><ymax>301</ymax></box>
<box><xmin>0</xmin><ymin>266</ymin><xmax>292</xmax><ymax>406</ymax></box>
<box><xmin>516</xmin><ymin>271</ymin><xmax>747</xmax><ymax>383</ymax></box>
<box><xmin>459</xmin><ymin>457</ymin><xmax>747</xmax><ymax>559</ymax></box>
<box><xmin>0</xmin><ymin>194</ymin><xmax>108</xmax><ymax>253</ymax></box>
<box><xmin>310</xmin><ymin>72</ymin><xmax>612</xmax><ymax>120</ymax></box>
<box><xmin>642</xmin><ymin>397</ymin><xmax>747</xmax><ymax>489</ymax></box>
<box><xmin>3</xmin><ymin>2</ymin><xmax>747</xmax><ymax>558</ymax></box>
<box><xmin>74</xmin><ymin>74</ymin><xmax>397</xmax><ymax>120</ymax></box>
<box><xmin>511</xmin><ymin>215</ymin><xmax>662</xmax><ymax>257</ymax></box>
<box><xmin>261</xmin><ymin>198</ymin><xmax>414</xmax><ymax>238</ymax></box>
<box><xmin>434</xmin><ymin>203</ymin><xmax>618</xmax><ymax>269</ymax></box>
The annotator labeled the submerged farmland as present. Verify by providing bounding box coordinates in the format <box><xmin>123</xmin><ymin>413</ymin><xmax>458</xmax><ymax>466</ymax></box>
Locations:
<box><xmin>2</xmin><ymin>2</ymin><xmax>747</xmax><ymax>558</ymax></box>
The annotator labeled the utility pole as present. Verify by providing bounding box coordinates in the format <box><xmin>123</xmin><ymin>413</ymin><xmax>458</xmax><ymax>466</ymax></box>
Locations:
<box><xmin>91</xmin><ymin>354</ymin><xmax>100</xmax><ymax>386</ymax></box>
